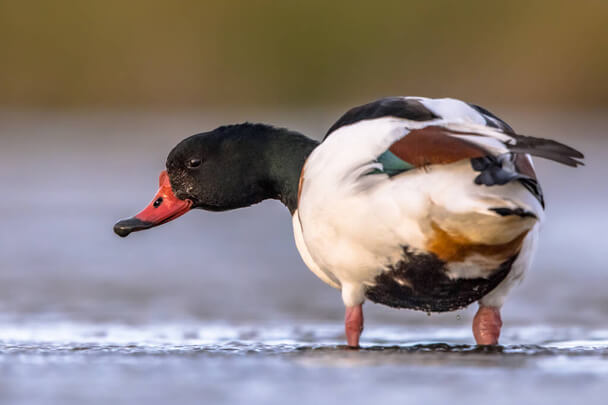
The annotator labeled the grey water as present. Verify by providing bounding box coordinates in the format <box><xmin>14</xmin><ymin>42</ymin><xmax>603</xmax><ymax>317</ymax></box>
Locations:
<box><xmin>0</xmin><ymin>109</ymin><xmax>607</xmax><ymax>404</ymax></box>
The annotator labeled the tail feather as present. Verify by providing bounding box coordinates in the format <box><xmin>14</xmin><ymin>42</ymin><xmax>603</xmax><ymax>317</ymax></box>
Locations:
<box><xmin>508</xmin><ymin>134</ymin><xmax>584</xmax><ymax>167</ymax></box>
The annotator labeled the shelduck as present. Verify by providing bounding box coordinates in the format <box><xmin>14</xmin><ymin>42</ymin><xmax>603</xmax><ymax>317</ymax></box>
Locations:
<box><xmin>114</xmin><ymin>97</ymin><xmax>583</xmax><ymax>347</ymax></box>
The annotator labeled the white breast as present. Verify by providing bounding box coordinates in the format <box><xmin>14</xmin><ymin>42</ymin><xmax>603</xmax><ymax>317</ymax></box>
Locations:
<box><xmin>291</xmin><ymin>210</ymin><xmax>340</xmax><ymax>289</ymax></box>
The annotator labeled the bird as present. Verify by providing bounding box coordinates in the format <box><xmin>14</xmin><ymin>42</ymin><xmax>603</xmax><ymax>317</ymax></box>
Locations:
<box><xmin>114</xmin><ymin>96</ymin><xmax>583</xmax><ymax>347</ymax></box>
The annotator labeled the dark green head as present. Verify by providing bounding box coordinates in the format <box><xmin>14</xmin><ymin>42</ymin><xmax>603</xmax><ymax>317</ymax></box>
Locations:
<box><xmin>114</xmin><ymin>123</ymin><xmax>318</xmax><ymax>237</ymax></box>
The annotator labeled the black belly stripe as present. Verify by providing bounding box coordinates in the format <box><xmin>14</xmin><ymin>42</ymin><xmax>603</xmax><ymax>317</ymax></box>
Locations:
<box><xmin>364</xmin><ymin>248</ymin><xmax>518</xmax><ymax>313</ymax></box>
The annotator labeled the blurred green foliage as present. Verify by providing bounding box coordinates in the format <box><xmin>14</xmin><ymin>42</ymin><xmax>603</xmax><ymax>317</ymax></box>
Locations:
<box><xmin>1</xmin><ymin>0</ymin><xmax>607</xmax><ymax>108</ymax></box>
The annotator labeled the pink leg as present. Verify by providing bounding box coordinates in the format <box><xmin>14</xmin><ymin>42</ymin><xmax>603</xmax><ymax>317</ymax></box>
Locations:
<box><xmin>473</xmin><ymin>306</ymin><xmax>503</xmax><ymax>345</ymax></box>
<box><xmin>345</xmin><ymin>305</ymin><xmax>364</xmax><ymax>348</ymax></box>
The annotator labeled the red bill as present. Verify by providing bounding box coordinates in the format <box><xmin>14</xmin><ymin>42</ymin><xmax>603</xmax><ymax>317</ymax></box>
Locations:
<box><xmin>114</xmin><ymin>170</ymin><xmax>192</xmax><ymax>237</ymax></box>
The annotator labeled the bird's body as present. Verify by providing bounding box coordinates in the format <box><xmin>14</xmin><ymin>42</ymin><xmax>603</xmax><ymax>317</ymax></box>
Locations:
<box><xmin>296</xmin><ymin>97</ymin><xmax>544</xmax><ymax>310</ymax></box>
<box><xmin>114</xmin><ymin>96</ymin><xmax>583</xmax><ymax>347</ymax></box>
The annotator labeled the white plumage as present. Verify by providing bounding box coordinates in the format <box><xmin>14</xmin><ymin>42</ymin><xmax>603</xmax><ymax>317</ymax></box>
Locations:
<box><xmin>293</xmin><ymin>97</ymin><xmax>579</xmax><ymax>319</ymax></box>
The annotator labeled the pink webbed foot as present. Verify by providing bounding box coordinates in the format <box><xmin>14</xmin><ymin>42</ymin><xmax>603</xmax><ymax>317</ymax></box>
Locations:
<box><xmin>473</xmin><ymin>306</ymin><xmax>503</xmax><ymax>345</ymax></box>
<box><xmin>345</xmin><ymin>305</ymin><xmax>364</xmax><ymax>348</ymax></box>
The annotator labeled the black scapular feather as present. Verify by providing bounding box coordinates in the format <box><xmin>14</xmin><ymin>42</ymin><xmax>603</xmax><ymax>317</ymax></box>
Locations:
<box><xmin>507</xmin><ymin>134</ymin><xmax>584</xmax><ymax>167</ymax></box>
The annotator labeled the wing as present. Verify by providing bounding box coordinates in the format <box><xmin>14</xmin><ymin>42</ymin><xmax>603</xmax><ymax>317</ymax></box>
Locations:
<box><xmin>325</xmin><ymin>97</ymin><xmax>584</xmax><ymax>206</ymax></box>
<box><xmin>325</xmin><ymin>96</ymin><xmax>511</xmax><ymax>139</ymax></box>
<box><xmin>386</xmin><ymin>123</ymin><xmax>583</xmax><ymax>207</ymax></box>
<box><xmin>385</xmin><ymin>124</ymin><xmax>584</xmax><ymax>170</ymax></box>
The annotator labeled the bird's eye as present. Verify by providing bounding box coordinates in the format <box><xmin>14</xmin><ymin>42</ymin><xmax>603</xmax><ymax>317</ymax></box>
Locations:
<box><xmin>187</xmin><ymin>158</ymin><xmax>202</xmax><ymax>169</ymax></box>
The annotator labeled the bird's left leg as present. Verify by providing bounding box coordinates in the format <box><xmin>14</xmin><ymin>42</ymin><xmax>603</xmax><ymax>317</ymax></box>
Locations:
<box><xmin>472</xmin><ymin>305</ymin><xmax>502</xmax><ymax>345</ymax></box>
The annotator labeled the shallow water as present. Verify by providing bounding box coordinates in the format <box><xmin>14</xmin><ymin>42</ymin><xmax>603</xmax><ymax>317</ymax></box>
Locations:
<box><xmin>1</xmin><ymin>321</ymin><xmax>607</xmax><ymax>405</ymax></box>
<box><xmin>0</xmin><ymin>110</ymin><xmax>607</xmax><ymax>403</ymax></box>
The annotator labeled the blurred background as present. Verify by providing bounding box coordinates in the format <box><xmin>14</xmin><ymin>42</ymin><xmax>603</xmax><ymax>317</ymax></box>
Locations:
<box><xmin>1</xmin><ymin>0</ymin><xmax>608</xmax><ymax>109</ymax></box>
<box><xmin>1</xmin><ymin>2</ymin><xmax>607</xmax><ymax>404</ymax></box>
<box><xmin>1</xmin><ymin>0</ymin><xmax>606</xmax><ymax>325</ymax></box>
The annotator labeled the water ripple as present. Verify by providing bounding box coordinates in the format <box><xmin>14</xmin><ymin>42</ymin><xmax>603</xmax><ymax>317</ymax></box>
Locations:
<box><xmin>0</xmin><ymin>321</ymin><xmax>607</xmax><ymax>359</ymax></box>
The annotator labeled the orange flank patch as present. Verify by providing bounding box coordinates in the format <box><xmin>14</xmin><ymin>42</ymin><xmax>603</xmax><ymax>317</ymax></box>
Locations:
<box><xmin>426</xmin><ymin>222</ymin><xmax>528</xmax><ymax>263</ymax></box>
<box><xmin>389</xmin><ymin>126</ymin><xmax>487</xmax><ymax>168</ymax></box>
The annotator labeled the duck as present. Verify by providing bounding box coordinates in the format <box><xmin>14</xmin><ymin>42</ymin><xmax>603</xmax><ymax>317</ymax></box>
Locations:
<box><xmin>114</xmin><ymin>96</ymin><xmax>583</xmax><ymax>347</ymax></box>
